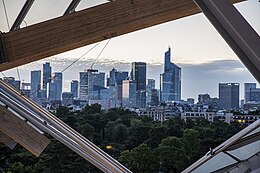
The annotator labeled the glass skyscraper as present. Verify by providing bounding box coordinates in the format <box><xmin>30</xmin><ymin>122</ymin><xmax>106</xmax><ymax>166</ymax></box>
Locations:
<box><xmin>219</xmin><ymin>83</ymin><xmax>239</xmax><ymax>110</ymax></box>
<box><xmin>48</xmin><ymin>72</ymin><xmax>62</xmax><ymax>101</ymax></box>
<box><xmin>160</xmin><ymin>47</ymin><xmax>181</xmax><ymax>102</ymax></box>
<box><xmin>79</xmin><ymin>69</ymin><xmax>105</xmax><ymax>100</ymax></box>
<box><xmin>30</xmin><ymin>70</ymin><xmax>41</xmax><ymax>100</ymax></box>
<box><xmin>42</xmin><ymin>62</ymin><xmax>52</xmax><ymax>99</ymax></box>
<box><xmin>244</xmin><ymin>83</ymin><xmax>257</xmax><ymax>103</ymax></box>
<box><xmin>71</xmin><ymin>80</ymin><xmax>79</xmax><ymax>99</ymax></box>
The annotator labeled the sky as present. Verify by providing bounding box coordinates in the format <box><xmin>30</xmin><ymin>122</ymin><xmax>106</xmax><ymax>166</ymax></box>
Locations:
<box><xmin>0</xmin><ymin>0</ymin><xmax>260</xmax><ymax>101</ymax></box>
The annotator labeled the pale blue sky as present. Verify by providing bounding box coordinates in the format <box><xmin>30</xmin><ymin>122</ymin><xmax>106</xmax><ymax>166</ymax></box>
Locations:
<box><xmin>0</xmin><ymin>0</ymin><xmax>260</xmax><ymax>100</ymax></box>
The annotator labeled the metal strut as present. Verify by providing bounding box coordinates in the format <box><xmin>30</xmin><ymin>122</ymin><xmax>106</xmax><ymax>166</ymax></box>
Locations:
<box><xmin>194</xmin><ymin>0</ymin><xmax>260</xmax><ymax>83</ymax></box>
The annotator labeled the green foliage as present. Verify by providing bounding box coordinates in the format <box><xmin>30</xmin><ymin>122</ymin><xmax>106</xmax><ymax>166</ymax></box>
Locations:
<box><xmin>0</xmin><ymin>105</ymin><xmax>247</xmax><ymax>173</ymax></box>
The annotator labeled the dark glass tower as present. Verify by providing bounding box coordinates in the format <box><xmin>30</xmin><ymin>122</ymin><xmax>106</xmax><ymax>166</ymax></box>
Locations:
<box><xmin>160</xmin><ymin>47</ymin><xmax>181</xmax><ymax>102</ymax></box>
<box><xmin>42</xmin><ymin>62</ymin><xmax>52</xmax><ymax>99</ymax></box>
<box><xmin>30</xmin><ymin>70</ymin><xmax>41</xmax><ymax>100</ymax></box>
<box><xmin>219</xmin><ymin>83</ymin><xmax>239</xmax><ymax>110</ymax></box>
<box><xmin>131</xmin><ymin>62</ymin><xmax>146</xmax><ymax>108</ymax></box>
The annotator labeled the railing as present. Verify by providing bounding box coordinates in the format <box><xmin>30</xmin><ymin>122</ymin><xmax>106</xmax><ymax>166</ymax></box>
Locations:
<box><xmin>0</xmin><ymin>79</ymin><xmax>132</xmax><ymax>173</ymax></box>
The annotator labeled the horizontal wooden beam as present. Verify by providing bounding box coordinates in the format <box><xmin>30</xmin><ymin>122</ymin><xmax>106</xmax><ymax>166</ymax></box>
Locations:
<box><xmin>0</xmin><ymin>0</ymin><xmax>243</xmax><ymax>71</ymax></box>
<box><xmin>0</xmin><ymin>105</ymin><xmax>50</xmax><ymax>156</ymax></box>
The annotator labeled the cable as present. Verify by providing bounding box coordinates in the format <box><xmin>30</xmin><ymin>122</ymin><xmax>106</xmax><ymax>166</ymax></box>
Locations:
<box><xmin>29</xmin><ymin>41</ymin><xmax>102</xmax><ymax>101</ymax></box>
<box><xmin>64</xmin><ymin>38</ymin><xmax>111</xmax><ymax>106</ymax></box>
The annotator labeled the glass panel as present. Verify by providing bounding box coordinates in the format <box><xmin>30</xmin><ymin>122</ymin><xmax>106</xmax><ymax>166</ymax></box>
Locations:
<box><xmin>193</xmin><ymin>152</ymin><xmax>237</xmax><ymax>173</ymax></box>
<box><xmin>228</xmin><ymin>141</ymin><xmax>260</xmax><ymax>160</ymax></box>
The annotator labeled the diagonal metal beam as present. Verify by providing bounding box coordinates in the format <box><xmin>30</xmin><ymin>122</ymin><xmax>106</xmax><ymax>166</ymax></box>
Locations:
<box><xmin>194</xmin><ymin>0</ymin><xmax>260</xmax><ymax>83</ymax></box>
<box><xmin>10</xmin><ymin>0</ymin><xmax>35</xmax><ymax>31</ymax></box>
<box><xmin>64</xmin><ymin>0</ymin><xmax>81</xmax><ymax>15</ymax></box>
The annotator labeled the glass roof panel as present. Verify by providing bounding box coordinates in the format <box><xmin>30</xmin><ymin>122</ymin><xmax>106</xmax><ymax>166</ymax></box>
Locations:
<box><xmin>193</xmin><ymin>152</ymin><xmax>237</xmax><ymax>173</ymax></box>
<box><xmin>228</xmin><ymin>140</ymin><xmax>260</xmax><ymax>160</ymax></box>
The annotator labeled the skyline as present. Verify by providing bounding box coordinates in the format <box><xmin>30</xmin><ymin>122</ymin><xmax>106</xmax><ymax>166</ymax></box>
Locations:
<box><xmin>0</xmin><ymin>0</ymin><xmax>260</xmax><ymax>100</ymax></box>
<box><xmin>1</xmin><ymin>58</ymin><xmax>259</xmax><ymax>102</ymax></box>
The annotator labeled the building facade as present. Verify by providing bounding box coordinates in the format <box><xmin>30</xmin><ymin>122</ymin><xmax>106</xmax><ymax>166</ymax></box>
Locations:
<box><xmin>30</xmin><ymin>70</ymin><xmax>41</xmax><ymax>100</ymax></box>
<box><xmin>219</xmin><ymin>83</ymin><xmax>239</xmax><ymax>110</ymax></box>
<box><xmin>42</xmin><ymin>62</ymin><xmax>52</xmax><ymax>99</ymax></box>
<box><xmin>160</xmin><ymin>47</ymin><xmax>181</xmax><ymax>102</ymax></box>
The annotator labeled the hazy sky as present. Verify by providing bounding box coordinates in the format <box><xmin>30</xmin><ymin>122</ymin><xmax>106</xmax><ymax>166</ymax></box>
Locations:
<box><xmin>0</xmin><ymin>0</ymin><xmax>260</xmax><ymax>100</ymax></box>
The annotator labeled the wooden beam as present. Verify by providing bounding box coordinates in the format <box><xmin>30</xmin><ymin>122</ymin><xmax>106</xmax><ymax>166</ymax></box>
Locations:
<box><xmin>0</xmin><ymin>130</ymin><xmax>17</xmax><ymax>149</ymax></box>
<box><xmin>0</xmin><ymin>105</ymin><xmax>50</xmax><ymax>156</ymax></box>
<box><xmin>0</xmin><ymin>0</ymin><xmax>243</xmax><ymax>71</ymax></box>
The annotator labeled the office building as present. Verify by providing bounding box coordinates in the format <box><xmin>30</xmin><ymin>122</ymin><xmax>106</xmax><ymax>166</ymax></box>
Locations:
<box><xmin>30</xmin><ymin>70</ymin><xmax>41</xmax><ymax>100</ymax></box>
<box><xmin>122</xmin><ymin>80</ymin><xmax>136</xmax><ymax>108</ymax></box>
<box><xmin>131</xmin><ymin>62</ymin><xmax>146</xmax><ymax>108</ymax></box>
<box><xmin>79</xmin><ymin>69</ymin><xmax>105</xmax><ymax>100</ymax></box>
<box><xmin>244</xmin><ymin>83</ymin><xmax>257</xmax><ymax>103</ymax></box>
<box><xmin>62</xmin><ymin>92</ymin><xmax>74</xmax><ymax>106</ymax></box>
<box><xmin>219</xmin><ymin>83</ymin><xmax>239</xmax><ymax>110</ymax></box>
<box><xmin>146</xmin><ymin>79</ymin><xmax>155</xmax><ymax>106</ymax></box>
<box><xmin>160</xmin><ymin>47</ymin><xmax>181</xmax><ymax>102</ymax></box>
<box><xmin>42</xmin><ymin>62</ymin><xmax>52</xmax><ymax>99</ymax></box>
<box><xmin>71</xmin><ymin>80</ymin><xmax>79</xmax><ymax>98</ymax></box>
<box><xmin>3</xmin><ymin>77</ymin><xmax>20</xmax><ymax>91</ymax></box>
<box><xmin>249</xmin><ymin>88</ymin><xmax>260</xmax><ymax>103</ymax></box>
<box><xmin>49</xmin><ymin>72</ymin><xmax>62</xmax><ymax>101</ymax></box>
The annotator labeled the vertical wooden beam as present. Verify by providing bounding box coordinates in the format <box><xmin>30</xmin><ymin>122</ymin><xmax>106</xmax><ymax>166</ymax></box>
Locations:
<box><xmin>0</xmin><ymin>105</ymin><xmax>50</xmax><ymax>156</ymax></box>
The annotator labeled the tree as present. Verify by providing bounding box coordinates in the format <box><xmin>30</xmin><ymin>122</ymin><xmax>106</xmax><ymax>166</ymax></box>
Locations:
<box><xmin>119</xmin><ymin>144</ymin><xmax>158</xmax><ymax>173</ymax></box>
<box><xmin>155</xmin><ymin>136</ymin><xmax>189</xmax><ymax>173</ymax></box>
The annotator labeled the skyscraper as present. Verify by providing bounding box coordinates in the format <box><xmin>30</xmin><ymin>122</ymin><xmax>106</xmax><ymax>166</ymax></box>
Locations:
<box><xmin>146</xmin><ymin>79</ymin><xmax>155</xmax><ymax>106</ymax></box>
<box><xmin>160</xmin><ymin>47</ymin><xmax>181</xmax><ymax>102</ymax></box>
<box><xmin>122</xmin><ymin>80</ymin><xmax>137</xmax><ymax>108</ymax></box>
<box><xmin>79</xmin><ymin>69</ymin><xmax>105</xmax><ymax>100</ymax></box>
<box><xmin>219</xmin><ymin>83</ymin><xmax>239</xmax><ymax>110</ymax></box>
<box><xmin>30</xmin><ymin>70</ymin><xmax>41</xmax><ymax>100</ymax></box>
<box><xmin>42</xmin><ymin>62</ymin><xmax>52</xmax><ymax>99</ymax></box>
<box><xmin>71</xmin><ymin>80</ymin><xmax>79</xmax><ymax>98</ymax></box>
<box><xmin>48</xmin><ymin>72</ymin><xmax>62</xmax><ymax>101</ymax></box>
<box><xmin>131</xmin><ymin>62</ymin><xmax>146</xmax><ymax>108</ymax></box>
<box><xmin>244</xmin><ymin>83</ymin><xmax>257</xmax><ymax>103</ymax></box>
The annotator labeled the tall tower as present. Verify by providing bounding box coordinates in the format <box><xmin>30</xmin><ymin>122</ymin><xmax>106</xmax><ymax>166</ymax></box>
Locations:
<box><xmin>48</xmin><ymin>72</ymin><xmax>63</xmax><ymax>101</ymax></box>
<box><xmin>219</xmin><ymin>83</ymin><xmax>239</xmax><ymax>110</ymax></box>
<box><xmin>160</xmin><ymin>47</ymin><xmax>181</xmax><ymax>102</ymax></box>
<box><xmin>244</xmin><ymin>83</ymin><xmax>256</xmax><ymax>103</ymax></box>
<box><xmin>71</xmin><ymin>80</ymin><xmax>79</xmax><ymax>98</ymax></box>
<box><xmin>42</xmin><ymin>62</ymin><xmax>52</xmax><ymax>99</ymax></box>
<box><xmin>131</xmin><ymin>62</ymin><xmax>146</xmax><ymax>108</ymax></box>
<box><xmin>30</xmin><ymin>70</ymin><xmax>41</xmax><ymax>100</ymax></box>
<box><xmin>79</xmin><ymin>69</ymin><xmax>105</xmax><ymax>100</ymax></box>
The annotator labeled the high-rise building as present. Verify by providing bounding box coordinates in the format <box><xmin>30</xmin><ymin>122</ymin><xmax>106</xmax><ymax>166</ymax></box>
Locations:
<box><xmin>131</xmin><ymin>62</ymin><xmax>146</xmax><ymax>108</ymax></box>
<box><xmin>30</xmin><ymin>70</ymin><xmax>41</xmax><ymax>100</ymax></box>
<box><xmin>21</xmin><ymin>82</ymin><xmax>31</xmax><ymax>97</ymax></box>
<box><xmin>249</xmin><ymin>88</ymin><xmax>260</xmax><ymax>103</ymax></box>
<box><xmin>244</xmin><ymin>83</ymin><xmax>256</xmax><ymax>103</ymax></box>
<box><xmin>42</xmin><ymin>62</ymin><xmax>52</xmax><ymax>99</ymax></box>
<box><xmin>122</xmin><ymin>80</ymin><xmax>137</xmax><ymax>108</ymax></box>
<box><xmin>160</xmin><ymin>47</ymin><xmax>181</xmax><ymax>103</ymax></box>
<box><xmin>79</xmin><ymin>69</ymin><xmax>105</xmax><ymax>100</ymax></box>
<box><xmin>62</xmin><ymin>92</ymin><xmax>74</xmax><ymax>106</ymax></box>
<box><xmin>48</xmin><ymin>72</ymin><xmax>62</xmax><ymax>101</ymax></box>
<box><xmin>3</xmin><ymin>77</ymin><xmax>20</xmax><ymax>91</ymax></box>
<box><xmin>71</xmin><ymin>80</ymin><xmax>79</xmax><ymax>99</ymax></box>
<box><xmin>219</xmin><ymin>83</ymin><xmax>239</xmax><ymax>110</ymax></box>
<box><xmin>146</xmin><ymin>79</ymin><xmax>155</xmax><ymax>106</ymax></box>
